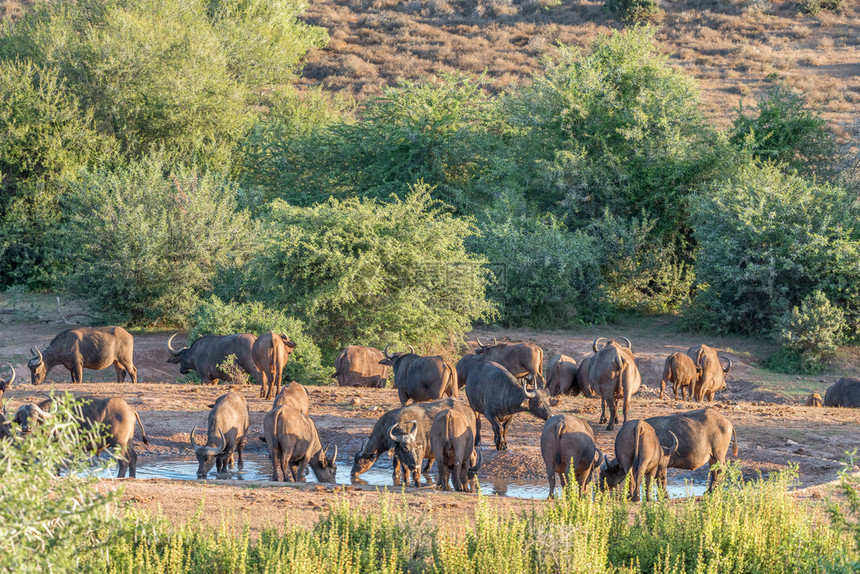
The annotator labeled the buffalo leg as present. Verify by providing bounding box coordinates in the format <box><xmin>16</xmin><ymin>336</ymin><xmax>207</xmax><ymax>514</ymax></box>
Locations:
<box><xmin>127</xmin><ymin>445</ymin><xmax>137</xmax><ymax>478</ymax></box>
<box><xmin>397</xmin><ymin>388</ymin><xmax>409</xmax><ymax>407</ymax></box>
<box><xmin>259</xmin><ymin>372</ymin><xmax>268</xmax><ymax>399</ymax></box>
<box><xmin>114</xmin><ymin>363</ymin><xmax>127</xmax><ymax>383</ymax></box>
<box><xmin>451</xmin><ymin>461</ymin><xmax>464</xmax><ymax>492</ymax></box>
<box><xmin>488</xmin><ymin>416</ymin><xmax>506</xmax><ymax>451</ymax></box>
<box><xmin>473</xmin><ymin>411</ymin><xmax>482</xmax><ymax>446</ymax></box>
<box><xmin>605</xmin><ymin>396</ymin><xmax>617</xmax><ymax>431</ymax></box>
<box><xmin>438</xmin><ymin>464</ymin><xmax>450</xmax><ymax>491</ymax></box>
<box><xmin>644</xmin><ymin>474</ymin><xmax>653</xmax><ymax>502</ymax></box>
<box><xmin>622</xmin><ymin>393</ymin><xmax>630</xmax><ymax>427</ymax></box>
<box><xmin>599</xmin><ymin>398</ymin><xmax>607</xmax><ymax>425</ymax></box>
<box><xmin>270</xmin><ymin>444</ymin><xmax>281</xmax><ymax>481</ymax></box>
<box><xmin>546</xmin><ymin>465</ymin><xmax>556</xmax><ymax>499</ymax></box>
<box><xmin>72</xmin><ymin>363</ymin><xmax>84</xmax><ymax>384</ymax></box>
<box><xmin>114</xmin><ymin>442</ymin><xmax>129</xmax><ymax>478</ymax></box>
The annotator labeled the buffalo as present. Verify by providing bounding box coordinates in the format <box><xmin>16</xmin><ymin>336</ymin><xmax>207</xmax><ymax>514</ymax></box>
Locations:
<box><xmin>686</xmin><ymin>344</ymin><xmax>732</xmax><ymax>402</ymax></box>
<box><xmin>0</xmin><ymin>363</ymin><xmax>14</xmax><ymax>401</ymax></box>
<box><xmin>588</xmin><ymin>337</ymin><xmax>641</xmax><ymax>431</ymax></box>
<box><xmin>272</xmin><ymin>381</ymin><xmax>310</xmax><ymax>414</ymax></box>
<box><xmin>263</xmin><ymin>405</ymin><xmax>336</xmax><ymax>482</ymax></box>
<box><xmin>645</xmin><ymin>408</ymin><xmax>737</xmax><ymax>491</ymax></box>
<box><xmin>540</xmin><ymin>414</ymin><xmax>603</xmax><ymax>498</ymax></box>
<box><xmin>28</xmin><ymin>326</ymin><xmax>137</xmax><ymax>385</ymax></box>
<box><xmin>429</xmin><ymin>408</ymin><xmax>481</xmax><ymax>492</ymax></box>
<box><xmin>660</xmin><ymin>352</ymin><xmax>701</xmax><ymax>401</ymax></box>
<box><xmin>806</xmin><ymin>393</ymin><xmax>823</xmax><ymax>407</ymax></box>
<box><xmin>379</xmin><ymin>344</ymin><xmax>458</xmax><ymax>406</ymax></box>
<box><xmin>331</xmin><ymin>346</ymin><xmax>389</xmax><ymax>388</ymax></box>
<box><xmin>351</xmin><ymin>398</ymin><xmax>475</xmax><ymax>486</ymax></box>
<box><xmin>546</xmin><ymin>355</ymin><xmax>592</xmax><ymax>398</ymax></box>
<box><xmin>189</xmin><ymin>391</ymin><xmax>249</xmax><ymax>479</ymax></box>
<box><xmin>167</xmin><ymin>333</ymin><xmax>264</xmax><ymax>387</ymax></box>
<box><xmin>465</xmin><ymin>360</ymin><xmax>553</xmax><ymax>450</ymax></box>
<box><xmin>252</xmin><ymin>331</ymin><xmax>297</xmax><ymax>400</ymax></box>
<box><xmin>824</xmin><ymin>378</ymin><xmax>860</xmax><ymax>407</ymax></box>
<box><xmin>600</xmin><ymin>420</ymin><xmax>679</xmax><ymax>501</ymax></box>
<box><xmin>14</xmin><ymin>397</ymin><xmax>149</xmax><ymax>478</ymax></box>
<box><xmin>474</xmin><ymin>337</ymin><xmax>545</xmax><ymax>387</ymax></box>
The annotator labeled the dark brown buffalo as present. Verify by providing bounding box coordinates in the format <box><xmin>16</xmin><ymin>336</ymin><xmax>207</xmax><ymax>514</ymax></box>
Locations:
<box><xmin>645</xmin><ymin>408</ymin><xmax>738</xmax><ymax>491</ymax></box>
<box><xmin>805</xmin><ymin>393</ymin><xmax>823</xmax><ymax>407</ymax></box>
<box><xmin>455</xmin><ymin>353</ymin><xmax>485</xmax><ymax>390</ymax></box>
<box><xmin>474</xmin><ymin>337</ymin><xmax>545</xmax><ymax>387</ymax></box>
<box><xmin>167</xmin><ymin>333</ymin><xmax>264</xmax><ymax>387</ymax></box>
<box><xmin>660</xmin><ymin>352</ymin><xmax>701</xmax><ymax>400</ymax></box>
<box><xmin>189</xmin><ymin>391</ymin><xmax>249</xmax><ymax>479</ymax></box>
<box><xmin>272</xmin><ymin>381</ymin><xmax>310</xmax><ymax>414</ymax></box>
<box><xmin>28</xmin><ymin>326</ymin><xmax>137</xmax><ymax>385</ymax></box>
<box><xmin>824</xmin><ymin>378</ymin><xmax>860</xmax><ymax>407</ymax></box>
<box><xmin>540</xmin><ymin>414</ymin><xmax>603</xmax><ymax>498</ymax></box>
<box><xmin>14</xmin><ymin>396</ymin><xmax>149</xmax><ymax>478</ymax></box>
<box><xmin>465</xmin><ymin>360</ymin><xmax>553</xmax><ymax>450</ymax></box>
<box><xmin>263</xmin><ymin>405</ymin><xmax>336</xmax><ymax>482</ymax></box>
<box><xmin>379</xmin><ymin>344</ymin><xmax>458</xmax><ymax>406</ymax></box>
<box><xmin>351</xmin><ymin>398</ymin><xmax>475</xmax><ymax>486</ymax></box>
<box><xmin>546</xmin><ymin>355</ymin><xmax>592</xmax><ymax>398</ymax></box>
<box><xmin>331</xmin><ymin>346</ymin><xmax>389</xmax><ymax>388</ymax></box>
<box><xmin>430</xmin><ymin>408</ymin><xmax>481</xmax><ymax>492</ymax></box>
<box><xmin>600</xmin><ymin>420</ymin><xmax>678</xmax><ymax>501</ymax></box>
<box><xmin>588</xmin><ymin>337</ymin><xmax>640</xmax><ymax>431</ymax></box>
<box><xmin>0</xmin><ymin>363</ymin><xmax>14</xmax><ymax>402</ymax></box>
<box><xmin>686</xmin><ymin>344</ymin><xmax>732</xmax><ymax>402</ymax></box>
<box><xmin>252</xmin><ymin>331</ymin><xmax>297</xmax><ymax>400</ymax></box>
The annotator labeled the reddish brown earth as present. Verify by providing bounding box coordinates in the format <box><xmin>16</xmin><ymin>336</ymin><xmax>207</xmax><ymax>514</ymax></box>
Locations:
<box><xmin>1</xmin><ymin>321</ymin><xmax>858</xmax><ymax>533</ymax></box>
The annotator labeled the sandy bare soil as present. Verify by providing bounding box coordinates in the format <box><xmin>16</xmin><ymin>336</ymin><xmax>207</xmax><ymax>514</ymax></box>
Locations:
<box><xmin>1</xmin><ymin>321</ymin><xmax>858</xmax><ymax>533</ymax></box>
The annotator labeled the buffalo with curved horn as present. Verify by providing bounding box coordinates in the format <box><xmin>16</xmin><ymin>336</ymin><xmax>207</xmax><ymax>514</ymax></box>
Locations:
<box><xmin>686</xmin><ymin>344</ymin><xmax>732</xmax><ymax>402</ymax></box>
<box><xmin>29</xmin><ymin>326</ymin><xmax>137</xmax><ymax>385</ymax></box>
<box><xmin>0</xmin><ymin>363</ymin><xmax>15</xmax><ymax>401</ymax></box>
<box><xmin>379</xmin><ymin>344</ymin><xmax>458</xmax><ymax>406</ymax></box>
<box><xmin>191</xmin><ymin>392</ymin><xmax>248</xmax><ymax>479</ymax></box>
<box><xmin>588</xmin><ymin>337</ymin><xmax>641</xmax><ymax>431</ymax></box>
<box><xmin>168</xmin><ymin>332</ymin><xmax>265</xmax><ymax>388</ymax></box>
<box><xmin>473</xmin><ymin>337</ymin><xmax>546</xmax><ymax>388</ymax></box>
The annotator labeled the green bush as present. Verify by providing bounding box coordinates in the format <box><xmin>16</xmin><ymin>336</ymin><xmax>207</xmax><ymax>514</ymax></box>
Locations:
<box><xmin>774</xmin><ymin>289</ymin><xmax>845</xmax><ymax>370</ymax></box>
<box><xmin>249</xmin><ymin>182</ymin><xmax>495</xmax><ymax>355</ymax></box>
<box><xmin>0</xmin><ymin>393</ymin><xmax>121</xmax><ymax>573</ymax></box>
<box><xmin>60</xmin><ymin>155</ymin><xmax>254</xmax><ymax>326</ymax></box>
<box><xmin>730</xmin><ymin>82</ymin><xmax>837</xmax><ymax>178</ymax></box>
<box><xmin>691</xmin><ymin>161</ymin><xmax>860</xmax><ymax>336</ymax></box>
<box><xmin>796</xmin><ymin>0</ymin><xmax>844</xmax><ymax>13</ymax></box>
<box><xmin>189</xmin><ymin>296</ymin><xmax>328</xmax><ymax>384</ymax></box>
<box><xmin>469</xmin><ymin>208</ymin><xmax>608</xmax><ymax>327</ymax></box>
<box><xmin>605</xmin><ymin>0</ymin><xmax>660</xmax><ymax>21</ymax></box>
<box><xmin>0</xmin><ymin>60</ymin><xmax>111</xmax><ymax>288</ymax></box>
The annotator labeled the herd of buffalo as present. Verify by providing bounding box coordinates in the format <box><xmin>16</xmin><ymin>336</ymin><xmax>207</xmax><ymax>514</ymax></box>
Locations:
<box><xmin>1</xmin><ymin>326</ymin><xmax>859</xmax><ymax>499</ymax></box>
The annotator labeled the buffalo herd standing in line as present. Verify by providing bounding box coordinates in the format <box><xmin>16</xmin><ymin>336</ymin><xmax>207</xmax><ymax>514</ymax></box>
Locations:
<box><xmin>1</xmin><ymin>326</ymin><xmax>859</xmax><ymax>499</ymax></box>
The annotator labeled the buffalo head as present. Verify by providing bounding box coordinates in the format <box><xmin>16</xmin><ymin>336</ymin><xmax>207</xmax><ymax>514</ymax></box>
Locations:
<box><xmin>351</xmin><ymin>440</ymin><xmax>376</xmax><ymax>482</ymax></box>
<box><xmin>387</xmin><ymin>420</ymin><xmax>421</xmax><ymax>470</ymax></box>
<box><xmin>14</xmin><ymin>402</ymin><xmax>53</xmax><ymax>435</ymax></box>
<box><xmin>314</xmin><ymin>443</ymin><xmax>338</xmax><ymax>483</ymax></box>
<box><xmin>378</xmin><ymin>343</ymin><xmax>415</xmax><ymax>367</ymax></box>
<box><xmin>473</xmin><ymin>337</ymin><xmax>499</xmax><ymax>354</ymax></box>
<box><xmin>599</xmin><ymin>457</ymin><xmax>627</xmax><ymax>491</ymax></box>
<box><xmin>592</xmin><ymin>337</ymin><xmax>632</xmax><ymax>353</ymax></box>
<box><xmin>190</xmin><ymin>426</ymin><xmax>226</xmax><ymax>478</ymax></box>
<box><xmin>0</xmin><ymin>363</ymin><xmax>15</xmax><ymax>396</ymax></box>
<box><xmin>166</xmin><ymin>333</ymin><xmax>194</xmax><ymax>374</ymax></box>
<box><xmin>522</xmin><ymin>382</ymin><xmax>553</xmax><ymax>420</ymax></box>
<box><xmin>28</xmin><ymin>348</ymin><xmax>47</xmax><ymax>385</ymax></box>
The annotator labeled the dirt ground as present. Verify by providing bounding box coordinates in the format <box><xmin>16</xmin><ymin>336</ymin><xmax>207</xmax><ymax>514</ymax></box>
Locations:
<box><xmin>1</xmin><ymin>318</ymin><xmax>858</xmax><ymax>533</ymax></box>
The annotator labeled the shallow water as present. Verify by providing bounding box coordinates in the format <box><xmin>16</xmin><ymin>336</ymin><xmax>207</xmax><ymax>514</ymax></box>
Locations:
<box><xmin>89</xmin><ymin>453</ymin><xmax>707</xmax><ymax>500</ymax></box>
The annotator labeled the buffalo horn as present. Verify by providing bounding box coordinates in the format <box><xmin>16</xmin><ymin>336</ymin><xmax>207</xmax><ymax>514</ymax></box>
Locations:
<box><xmin>2</xmin><ymin>363</ymin><xmax>14</xmax><ymax>386</ymax></box>
<box><xmin>190</xmin><ymin>426</ymin><xmax>199</xmax><ymax>449</ymax></box>
<box><xmin>408</xmin><ymin>345</ymin><xmax>415</xmax><ymax>354</ymax></box>
<box><xmin>667</xmin><ymin>432</ymin><xmax>680</xmax><ymax>456</ymax></box>
<box><xmin>469</xmin><ymin>450</ymin><xmax>483</xmax><ymax>473</ymax></box>
<box><xmin>592</xmin><ymin>338</ymin><xmax>607</xmax><ymax>353</ymax></box>
<box><xmin>492</xmin><ymin>337</ymin><xmax>497</xmax><ymax>345</ymax></box>
<box><xmin>30</xmin><ymin>347</ymin><xmax>43</xmax><ymax>366</ymax></box>
<box><xmin>357</xmin><ymin>439</ymin><xmax>367</xmax><ymax>457</ymax></box>
<box><xmin>384</xmin><ymin>343</ymin><xmax>394</xmax><ymax>360</ymax></box>
<box><xmin>594</xmin><ymin>448</ymin><xmax>605</xmax><ymax>468</ymax></box>
<box><xmin>475</xmin><ymin>337</ymin><xmax>485</xmax><ymax>347</ymax></box>
<box><xmin>216</xmin><ymin>429</ymin><xmax>227</xmax><ymax>454</ymax></box>
<box><xmin>332</xmin><ymin>443</ymin><xmax>338</xmax><ymax>462</ymax></box>
<box><xmin>407</xmin><ymin>420</ymin><xmax>419</xmax><ymax>441</ymax></box>
<box><xmin>388</xmin><ymin>423</ymin><xmax>398</xmax><ymax>442</ymax></box>
<box><xmin>522</xmin><ymin>380</ymin><xmax>536</xmax><ymax>399</ymax></box>
<box><xmin>31</xmin><ymin>403</ymin><xmax>53</xmax><ymax>419</ymax></box>
<box><xmin>167</xmin><ymin>333</ymin><xmax>183</xmax><ymax>356</ymax></box>
<box><xmin>719</xmin><ymin>355</ymin><xmax>733</xmax><ymax>374</ymax></box>
<box><xmin>618</xmin><ymin>336</ymin><xmax>632</xmax><ymax>350</ymax></box>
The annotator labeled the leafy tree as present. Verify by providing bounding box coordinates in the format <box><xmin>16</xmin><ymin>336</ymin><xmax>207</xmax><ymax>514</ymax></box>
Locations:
<box><xmin>190</xmin><ymin>296</ymin><xmax>327</xmax><ymax>384</ymax></box>
<box><xmin>605</xmin><ymin>0</ymin><xmax>660</xmax><ymax>21</ymax></box>
<box><xmin>772</xmin><ymin>290</ymin><xmax>846</xmax><ymax>372</ymax></box>
<box><xmin>691</xmin><ymin>161</ymin><xmax>860</xmax><ymax>336</ymax></box>
<box><xmin>263</xmin><ymin>74</ymin><xmax>509</xmax><ymax>211</ymax></box>
<box><xmin>730</xmin><ymin>82</ymin><xmax>837</xmax><ymax>178</ymax></box>
<box><xmin>60</xmin><ymin>154</ymin><xmax>254</xmax><ymax>325</ymax></box>
<box><xmin>0</xmin><ymin>60</ymin><xmax>111</xmax><ymax>287</ymax></box>
<box><xmin>249</xmin><ymin>182</ymin><xmax>495</xmax><ymax>354</ymax></box>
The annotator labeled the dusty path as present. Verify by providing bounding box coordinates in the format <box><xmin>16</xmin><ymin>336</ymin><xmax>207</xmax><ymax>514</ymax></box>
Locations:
<box><xmin>1</xmin><ymin>325</ymin><xmax>858</xmax><ymax>533</ymax></box>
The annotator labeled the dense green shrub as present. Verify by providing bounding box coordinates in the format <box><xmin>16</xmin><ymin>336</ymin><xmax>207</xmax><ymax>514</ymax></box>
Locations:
<box><xmin>0</xmin><ymin>394</ymin><xmax>121</xmax><ymax>573</ymax></box>
<box><xmin>691</xmin><ymin>162</ymin><xmax>860</xmax><ymax>336</ymax></box>
<box><xmin>774</xmin><ymin>290</ymin><xmax>845</xmax><ymax>371</ymax></box>
<box><xmin>249</xmin><ymin>183</ymin><xmax>495</xmax><ymax>355</ymax></box>
<box><xmin>262</xmin><ymin>74</ymin><xmax>508</xmax><ymax>211</ymax></box>
<box><xmin>469</xmin><ymin>209</ymin><xmax>608</xmax><ymax>327</ymax></box>
<box><xmin>0</xmin><ymin>0</ymin><xmax>326</xmax><ymax>172</ymax></box>
<box><xmin>0</xmin><ymin>60</ymin><xmax>111</xmax><ymax>288</ymax></box>
<box><xmin>189</xmin><ymin>296</ymin><xmax>328</xmax><ymax>384</ymax></box>
<box><xmin>605</xmin><ymin>0</ymin><xmax>660</xmax><ymax>21</ymax></box>
<box><xmin>60</xmin><ymin>155</ymin><xmax>254</xmax><ymax>326</ymax></box>
<box><xmin>795</xmin><ymin>0</ymin><xmax>844</xmax><ymax>13</ymax></box>
<box><xmin>730</xmin><ymin>82</ymin><xmax>837</xmax><ymax>178</ymax></box>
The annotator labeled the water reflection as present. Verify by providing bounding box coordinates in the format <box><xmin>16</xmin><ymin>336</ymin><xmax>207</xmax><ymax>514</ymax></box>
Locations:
<box><xmin>86</xmin><ymin>453</ymin><xmax>707</xmax><ymax>500</ymax></box>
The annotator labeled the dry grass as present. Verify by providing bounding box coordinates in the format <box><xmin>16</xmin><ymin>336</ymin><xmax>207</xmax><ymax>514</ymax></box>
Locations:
<box><xmin>291</xmin><ymin>0</ymin><xmax>860</xmax><ymax>134</ymax></box>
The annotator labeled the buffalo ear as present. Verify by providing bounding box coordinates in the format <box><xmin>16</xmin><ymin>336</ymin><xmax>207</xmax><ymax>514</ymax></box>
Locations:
<box><xmin>285</xmin><ymin>340</ymin><xmax>297</xmax><ymax>348</ymax></box>
<box><xmin>207</xmin><ymin>403</ymin><xmax>215</xmax><ymax>409</ymax></box>
<box><xmin>378</xmin><ymin>359</ymin><xmax>392</xmax><ymax>366</ymax></box>
<box><xmin>167</xmin><ymin>356</ymin><xmax>181</xmax><ymax>364</ymax></box>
